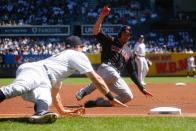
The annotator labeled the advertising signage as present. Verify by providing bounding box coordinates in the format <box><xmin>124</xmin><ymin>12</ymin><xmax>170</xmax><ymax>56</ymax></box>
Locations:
<box><xmin>0</xmin><ymin>25</ymin><xmax>70</xmax><ymax>36</ymax></box>
<box><xmin>81</xmin><ymin>24</ymin><xmax>122</xmax><ymax>35</ymax></box>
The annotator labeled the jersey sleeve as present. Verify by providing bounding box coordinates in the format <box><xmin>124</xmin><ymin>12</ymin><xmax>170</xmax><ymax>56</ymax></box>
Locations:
<box><xmin>69</xmin><ymin>52</ymin><xmax>94</xmax><ymax>74</ymax></box>
<box><xmin>125</xmin><ymin>55</ymin><xmax>145</xmax><ymax>91</ymax></box>
<box><xmin>94</xmin><ymin>31</ymin><xmax>113</xmax><ymax>46</ymax></box>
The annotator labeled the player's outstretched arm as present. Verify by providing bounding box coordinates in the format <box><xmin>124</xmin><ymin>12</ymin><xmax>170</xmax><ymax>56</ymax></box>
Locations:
<box><xmin>125</xmin><ymin>58</ymin><xmax>153</xmax><ymax>98</ymax></box>
<box><xmin>51</xmin><ymin>81</ymin><xmax>85</xmax><ymax>116</ymax></box>
<box><xmin>86</xmin><ymin>71</ymin><xmax>128</xmax><ymax>107</ymax></box>
<box><xmin>111</xmin><ymin>98</ymin><xmax>128</xmax><ymax>107</ymax></box>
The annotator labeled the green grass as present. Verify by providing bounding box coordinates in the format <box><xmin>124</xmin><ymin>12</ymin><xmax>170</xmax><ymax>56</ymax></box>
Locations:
<box><xmin>0</xmin><ymin>77</ymin><xmax>195</xmax><ymax>85</ymax></box>
<box><xmin>0</xmin><ymin>77</ymin><xmax>196</xmax><ymax>130</ymax></box>
<box><xmin>0</xmin><ymin>116</ymin><xmax>196</xmax><ymax>131</ymax></box>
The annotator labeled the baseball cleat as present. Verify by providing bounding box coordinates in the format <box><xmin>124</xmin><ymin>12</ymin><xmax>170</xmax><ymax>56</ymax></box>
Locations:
<box><xmin>75</xmin><ymin>89</ymin><xmax>86</xmax><ymax>101</ymax></box>
<box><xmin>28</xmin><ymin>112</ymin><xmax>58</xmax><ymax>124</ymax></box>
<box><xmin>142</xmin><ymin>82</ymin><xmax>146</xmax><ymax>86</ymax></box>
<box><xmin>84</xmin><ymin>100</ymin><xmax>97</xmax><ymax>108</ymax></box>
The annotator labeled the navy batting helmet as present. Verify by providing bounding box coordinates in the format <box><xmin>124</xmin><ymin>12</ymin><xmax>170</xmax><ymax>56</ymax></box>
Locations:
<box><xmin>118</xmin><ymin>25</ymin><xmax>132</xmax><ymax>37</ymax></box>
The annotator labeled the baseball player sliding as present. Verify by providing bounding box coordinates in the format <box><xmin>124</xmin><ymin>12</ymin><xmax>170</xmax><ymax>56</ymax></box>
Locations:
<box><xmin>75</xmin><ymin>6</ymin><xmax>153</xmax><ymax>107</ymax></box>
<box><xmin>0</xmin><ymin>36</ymin><xmax>126</xmax><ymax>124</ymax></box>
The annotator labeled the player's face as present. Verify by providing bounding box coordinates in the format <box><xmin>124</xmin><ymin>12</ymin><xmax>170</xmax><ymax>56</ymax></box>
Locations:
<box><xmin>119</xmin><ymin>31</ymin><xmax>131</xmax><ymax>45</ymax></box>
<box><xmin>74</xmin><ymin>45</ymin><xmax>83</xmax><ymax>52</ymax></box>
<box><xmin>139</xmin><ymin>38</ymin><xmax>144</xmax><ymax>43</ymax></box>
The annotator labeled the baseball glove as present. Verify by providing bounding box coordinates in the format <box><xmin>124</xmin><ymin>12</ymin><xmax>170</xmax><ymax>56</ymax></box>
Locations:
<box><xmin>64</xmin><ymin>107</ymin><xmax>85</xmax><ymax>116</ymax></box>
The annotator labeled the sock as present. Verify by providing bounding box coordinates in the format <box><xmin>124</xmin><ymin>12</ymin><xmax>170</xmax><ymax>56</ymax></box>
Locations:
<box><xmin>34</xmin><ymin>100</ymin><xmax>48</xmax><ymax>114</ymax></box>
<box><xmin>0</xmin><ymin>90</ymin><xmax>6</xmax><ymax>103</ymax></box>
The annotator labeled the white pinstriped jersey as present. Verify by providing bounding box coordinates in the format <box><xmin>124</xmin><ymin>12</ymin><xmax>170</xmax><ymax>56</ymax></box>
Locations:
<box><xmin>0</xmin><ymin>49</ymin><xmax>94</xmax><ymax>105</ymax></box>
<box><xmin>40</xmin><ymin>49</ymin><xmax>93</xmax><ymax>84</ymax></box>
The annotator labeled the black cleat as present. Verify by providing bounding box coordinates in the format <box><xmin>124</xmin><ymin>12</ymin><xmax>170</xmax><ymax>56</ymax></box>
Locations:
<box><xmin>28</xmin><ymin>112</ymin><xmax>58</xmax><ymax>124</ymax></box>
<box><xmin>84</xmin><ymin>100</ymin><xmax>97</xmax><ymax>108</ymax></box>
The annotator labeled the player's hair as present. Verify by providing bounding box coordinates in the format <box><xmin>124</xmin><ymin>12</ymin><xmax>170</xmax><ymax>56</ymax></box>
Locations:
<box><xmin>118</xmin><ymin>25</ymin><xmax>132</xmax><ymax>38</ymax></box>
<box><xmin>66</xmin><ymin>36</ymin><xmax>82</xmax><ymax>48</ymax></box>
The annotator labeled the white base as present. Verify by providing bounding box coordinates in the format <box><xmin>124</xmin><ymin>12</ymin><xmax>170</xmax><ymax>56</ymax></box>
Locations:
<box><xmin>175</xmin><ymin>82</ymin><xmax>186</xmax><ymax>86</ymax></box>
<box><xmin>150</xmin><ymin>107</ymin><xmax>181</xmax><ymax>115</ymax></box>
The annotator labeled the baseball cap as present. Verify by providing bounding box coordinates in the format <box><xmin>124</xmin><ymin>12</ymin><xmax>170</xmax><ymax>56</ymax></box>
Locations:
<box><xmin>66</xmin><ymin>36</ymin><xmax>82</xmax><ymax>47</ymax></box>
<box><xmin>139</xmin><ymin>35</ymin><xmax>144</xmax><ymax>39</ymax></box>
<box><xmin>118</xmin><ymin>25</ymin><xmax>132</xmax><ymax>36</ymax></box>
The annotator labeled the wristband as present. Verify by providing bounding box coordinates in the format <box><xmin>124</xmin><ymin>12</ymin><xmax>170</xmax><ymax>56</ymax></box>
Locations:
<box><xmin>105</xmin><ymin>92</ymin><xmax>114</xmax><ymax>101</ymax></box>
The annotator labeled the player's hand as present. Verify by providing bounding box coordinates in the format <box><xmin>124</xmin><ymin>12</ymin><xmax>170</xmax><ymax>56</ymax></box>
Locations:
<box><xmin>146</xmin><ymin>59</ymin><xmax>152</xmax><ymax>67</ymax></box>
<box><xmin>61</xmin><ymin>107</ymin><xmax>85</xmax><ymax>116</ymax></box>
<box><xmin>111</xmin><ymin>98</ymin><xmax>128</xmax><ymax>107</ymax></box>
<box><xmin>101</xmin><ymin>6</ymin><xmax>110</xmax><ymax>17</ymax></box>
<box><xmin>142</xmin><ymin>89</ymin><xmax>153</xmax><ymax>97</ymax></box>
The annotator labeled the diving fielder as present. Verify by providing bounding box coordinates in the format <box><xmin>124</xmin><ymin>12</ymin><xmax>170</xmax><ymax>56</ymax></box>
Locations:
<box><xmin>0</xmin><ymin>36</ymin><xmax>126</xmax><ymax>124</ymax></box>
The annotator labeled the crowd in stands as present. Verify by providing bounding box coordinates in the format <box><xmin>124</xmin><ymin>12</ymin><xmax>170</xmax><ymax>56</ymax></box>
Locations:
<box><xmin>0</xmin><ymin>0</ymin><xmax>195</xmax><ymax>55</ymax></box>
<box><xmin>0</xmin><ymin>37</ymin><xmax>101</xmax><ymax>55</ymax></box>
<box><xmin>0</xmin><ymin>0</ymin><xmax>158</xmax><ymax>25</ymax></box>
<box><xmin>0</xmin><ymin>31</ymin><xmax>194</xmax><ymax>55</ymax></box>
<box><xmin>144</xmin><ymin>31</ymin><xmax>195</xmax><ymax>53</ymax></box>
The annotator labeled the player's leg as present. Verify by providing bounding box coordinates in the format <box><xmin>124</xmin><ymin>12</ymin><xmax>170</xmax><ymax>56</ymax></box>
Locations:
<box><xmin>33</xmin><ymin>87</ymin><xmax>52</xmax><ymax>113</ymax></box>
<box><xmin>142</xmin><ymin>58</ymin><xmax>149</xmax><ymax>85</ymax></box>
<box><xmin>187</xmin><ymin>66</ymin><xmax>191</xmax><ymax>77</ymax></box>
<box><xmin>0</xmin><ymin>89</ymin><xmax>6</xmax><ymax>103</ymax></box>
<box><xmin>0</xmin><ymin>67</ymin><xmax>41</xmax><ymax>100</ymax></box>
<box><xmin>75</xmin><ymin>83</ymin><xmax>96</xmax><ymax>100</ymax></box>
<box><xmin>94</xmin><ymin>77</ymin><xmax>133</xmax><ymax>107</ymax></box>
<box><xmin>76</xmin><ymin>63</ymin><xmax>119</xmax><ymax>100</ymax></box>
<box><xmin>186</xmin><ymin>70</ymin><xmax>190</xmax><ymax>77</ymax></box>
<box><xmin>135</xmin><ymin>57</ymin><xmax>144</xmax><ymax>84</ymax></box>
<box><xmin>27</xmin><ymin>85</ymin><xmax>58</xmax><ymax>124</ymax></box>
<box><xmin>110</xmin><ymin>77</ymin><xmax>133</xmax><ymax>103</ymax></box>
<box><xmin>0</xmin><ymin>77</ymin><xmax>39</xmax><ymax>100</ymax></box>
<box><xmin>192</xmin><ymin>67</ymin><xmax>196</xmax><ymax>77</ymax></box>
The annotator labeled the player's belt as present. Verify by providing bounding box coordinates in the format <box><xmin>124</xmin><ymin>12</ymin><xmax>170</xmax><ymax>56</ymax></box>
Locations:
<box><xmin>43</xmin><ymin>64</ymin><xmax>52</xmax><ymax>85</ymax></box>
<box><xmin>136</xmin><ymin>54</ymin><xmax>145</xmax><ymax>57</ymax></box>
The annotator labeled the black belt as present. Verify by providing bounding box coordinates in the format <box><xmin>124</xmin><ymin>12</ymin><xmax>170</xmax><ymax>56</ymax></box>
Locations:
<box><xmin>136</xmin><ymin>54</ymin><xmax>145</xmax><ymax>57</ymax></box>
<box><xmin>43</xmin><ymin>64</ymin><xmax>52</xmax><ymax>84</ymax></box>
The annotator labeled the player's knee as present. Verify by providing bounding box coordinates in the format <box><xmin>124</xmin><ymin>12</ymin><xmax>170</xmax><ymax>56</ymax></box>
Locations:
<box><xmin>125</xmin><ymin>92</ymin><xmax>133</xmax><ymax>101</ymax></box>
<box><xmin>120</xmin><ymin>92</ymin><xmax>133</xmax><ymax>103</ymax></box>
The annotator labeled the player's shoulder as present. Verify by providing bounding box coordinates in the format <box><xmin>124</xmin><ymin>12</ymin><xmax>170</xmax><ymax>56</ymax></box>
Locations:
<box><xmin>65</xmin><ymin>49</ymin><xmax>82</xmax><ymax>54</ymax></box>
<box><xmin>66</xmin><ymin>49</ymin><xmax>87</xmax><ymax>58</ymax></box>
